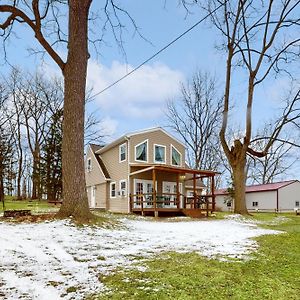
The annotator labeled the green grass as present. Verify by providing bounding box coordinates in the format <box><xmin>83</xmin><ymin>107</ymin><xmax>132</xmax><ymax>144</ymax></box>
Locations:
<box><xmin>87</xmin><ymin>213</ymin><xmax>300</xmax><ymax>300</ymax></box>
<box><xmin>1</xmin><ymin>197</ymin><xmax>60</xmax><ymax>213</ymax></box>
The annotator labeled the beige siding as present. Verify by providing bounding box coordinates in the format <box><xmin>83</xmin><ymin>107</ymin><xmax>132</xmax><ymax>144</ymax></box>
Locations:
<box><xmin>101</xmin><ymin>141</ymin><xmax>129</xmax><ymax>213</ymax></box>
<box><xmin>87</xmin><ymin>183</ymin><xmax>107</xmax><ymax>209</ymax></box>
<box><xmin>129</xmin><ymin>130</ymin><xmax>185</xmax><ymax>167</ymax></box>
<box><xmin>278</xmin><ymin>182</ymin><xmax>300</xmax><ymax>211</ymax></box>
<box><xmin>85</xmin><ymin>146</ymin><xmax>106</xmax><ymax>187</ymax></box>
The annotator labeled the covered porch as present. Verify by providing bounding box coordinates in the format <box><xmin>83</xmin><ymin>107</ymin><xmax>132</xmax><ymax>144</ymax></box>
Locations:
<box><xmin>129</xmin><ymin>164</ymin><xmax>217</xmax><ymax>217</ymax></box>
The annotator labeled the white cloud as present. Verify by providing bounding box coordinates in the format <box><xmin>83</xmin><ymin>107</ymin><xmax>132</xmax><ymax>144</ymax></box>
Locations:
<box><xmin>100</xmin><ymin>116</ymin><xmax>119</xmax><ymax>140</ymax></box>
<box><xmin>87</xmin><ymin>60</ymin><xmax>185</xmax><ymax>119</ymax></box>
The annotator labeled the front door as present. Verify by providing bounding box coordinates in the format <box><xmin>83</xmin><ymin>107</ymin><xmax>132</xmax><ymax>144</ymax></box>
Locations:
<box><xmin>90</xmin><ymin>186</ymin><xmax>96</xmax><ymax>208</ymax></box>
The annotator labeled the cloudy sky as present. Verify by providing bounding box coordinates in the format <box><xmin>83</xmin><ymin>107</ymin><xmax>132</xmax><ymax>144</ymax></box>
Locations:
<box><xmin>0</xmin><ymin>1</ymin><xmax>296</xmax><ymax>143</ymax></box>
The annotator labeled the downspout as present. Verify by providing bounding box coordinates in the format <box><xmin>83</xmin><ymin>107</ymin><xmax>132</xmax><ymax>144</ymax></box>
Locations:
<box><xmin>125</xmin><ymin>136</ymin><xmax>131</xmax><ymax>213</ymax></box>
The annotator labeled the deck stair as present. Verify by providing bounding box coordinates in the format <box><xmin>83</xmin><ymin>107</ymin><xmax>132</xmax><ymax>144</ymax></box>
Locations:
<box><xmin>181</xmin><ymin>209</ymin><xmax>207</xmax><ymax>218</ymax></box>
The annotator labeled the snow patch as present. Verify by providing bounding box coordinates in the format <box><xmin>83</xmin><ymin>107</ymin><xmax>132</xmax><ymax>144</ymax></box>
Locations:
<box><xmin>0</xmin><ymin>217</ymin><xmax>282</xmax><ymax>299</ymax></box>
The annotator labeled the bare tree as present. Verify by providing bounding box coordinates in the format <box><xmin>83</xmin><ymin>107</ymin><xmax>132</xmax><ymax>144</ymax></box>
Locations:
<box><xmin>166</xmin><ymin>71</ymin><xmax>223</xmax><ymax>172</ymax></box>
<box><xmin>0</xmin><ymin>84</ymin><xmax>14</xmax><ymax>208</ymax></box>
<box><xmin>0</xmin><ymin>1</ymin><xmax>139</xmax><ymax>221</ymax></box>
<box><xmin>248</xmin><ymin>123</ymin><xmax>298</xmax><ymax>184</ymax></box>
<box><xmin>192</xmin><ymin>0</ymin><xmax>300</xmax><ymax>214</ymax></box>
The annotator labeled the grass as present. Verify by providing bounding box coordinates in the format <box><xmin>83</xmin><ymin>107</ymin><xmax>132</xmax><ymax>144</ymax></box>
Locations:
<box><xmin>87</xmin><ymin>213</ymin><xmax>300</xmax><ymax>300</ymax></box>
<box><xmin>0</xmin><ymin>197</ymin><xmax>60</xmax><ymax>213</ymax></box>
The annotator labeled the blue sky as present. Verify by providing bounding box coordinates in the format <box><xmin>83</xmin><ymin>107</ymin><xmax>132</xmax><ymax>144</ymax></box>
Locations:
<box><xmin>1</xmin><ymin>1</ymin><xmax>225</xmax><ymax>140</ymax></box>
<box><xmin>0</xmin><ymin>1</ymin><xmax>298</xmax><ymax>146</ymax></box>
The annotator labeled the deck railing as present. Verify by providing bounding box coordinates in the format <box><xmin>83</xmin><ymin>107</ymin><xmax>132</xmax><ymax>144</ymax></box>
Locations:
<box><xmin>130</xmin><ymin>192</ymin><xmax>181</xmax><ymax>211</ymax></box>
<box><xmin>129</xmin><ymin>192</ymin><xmax>214</xmax><ymax>214</ymax></box>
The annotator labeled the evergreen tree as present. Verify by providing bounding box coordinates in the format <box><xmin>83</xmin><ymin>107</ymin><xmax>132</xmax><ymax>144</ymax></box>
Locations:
<box><xmin>40</xmin><ymin>109</ymin><xmax>63</xmax><ymax>201</ymax></box>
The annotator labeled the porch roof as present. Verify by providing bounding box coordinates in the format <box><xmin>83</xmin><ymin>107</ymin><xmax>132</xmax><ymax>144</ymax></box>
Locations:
<box><xmin>129</xmin><ymin>163</ymin><xmax>218</xmax><ymax>177</ymax></box>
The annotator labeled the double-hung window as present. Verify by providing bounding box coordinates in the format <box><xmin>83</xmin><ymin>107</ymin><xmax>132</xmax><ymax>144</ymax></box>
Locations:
<box><xmin>87</xmin><ymin>158</ymin><xmax>92</xmax><ymax>172</ymax></box>
<box><xmin>110</xmin><ymin>182</ymin><xmax>116</xmax><ymax>198</ymax></box>
<box><xmin>119</xmin><ymin>143</ymin><xmax>127</xmax><ymax>162</ymax></box>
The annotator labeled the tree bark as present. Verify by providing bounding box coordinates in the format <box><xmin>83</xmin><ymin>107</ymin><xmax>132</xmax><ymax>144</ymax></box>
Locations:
<box><xmin>229</xmin><ymin>140</ymin><xmax>249</xmax><ymax>215</ymax></box>
<box><xmin>56</xmin><ymin>0</ymin><xmax>94</xmax><ymax>222</ymax></box>
<box><xmin>232</xmin><ymin>159</ymin><xmax>248</xmax><ymax>214</ymax></box>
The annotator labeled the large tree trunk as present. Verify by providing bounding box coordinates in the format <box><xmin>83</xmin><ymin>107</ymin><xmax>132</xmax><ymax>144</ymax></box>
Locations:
<box><xmin>56</xmin><ymin>0</ymin><xmax>94</xmax><ymax>222</ymax></box>
<box><xmin>232</xmin><ymin>158</ymin><xmax>248</xmax><ymax>214</ymax></box>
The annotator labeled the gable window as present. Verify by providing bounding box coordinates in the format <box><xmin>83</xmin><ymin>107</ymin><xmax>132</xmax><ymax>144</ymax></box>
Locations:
<box><xmin>87</xmin><ymin>158</ymin><xmax>92</xmax><ymax>172</ymax></box>
<box><xmin>252</xmin><ymin>201</ymin><xmax>258</xmax><ymax>207</ymax></box>
<box><xmin>110</xmin><ymin>182</ymin><xmax>116</xmax><ymax>198</ymax></box>
<box><xmin>171</xmin><ymin>145</ymin><xmax>181</xmax><ymax>166</ymax></box>
<box><xmin>295</xmin><ymin>201</ymin><xmax>299</xmax><ymax>207</ymax></box>
<box><xmin>119</xmin><ymin>143</ymin><xmax>127</xmax><ymax>162</ymax></box>
<box><xmin>135</xmin><ymin>140</ymin><xmax>148</xmax><ymax>162</ymax></box>
<box><xmin>119</xmin><ymin>180</ymin><xmax>127</xmax><ymax>197</ymax></box>
<box><xmin>154</xmin><ymin>144</ymin><xmax>166</xmax><ymax>164</ymax></box>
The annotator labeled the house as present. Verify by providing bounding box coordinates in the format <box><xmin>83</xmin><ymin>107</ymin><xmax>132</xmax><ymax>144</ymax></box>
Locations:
<box><xmin>85</xmin><ymin>127</ymin><xmax>218</xmax><ymax>217</ymax></box>
<box><xmin>215</xmin><ymin>180</ymin><xmax>300</xmax><ymax>212</ymax></box>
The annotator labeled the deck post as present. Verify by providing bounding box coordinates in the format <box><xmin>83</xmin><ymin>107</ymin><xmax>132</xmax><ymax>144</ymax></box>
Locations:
<box><xmin>153</xmin><ymin>168</ymin><xmax>157</xmax><ymax>217</ymax></box>
<box><xmin>193</xmin><ymin>173</ymin><xmax>196</xmax><ymax>209</ymax></box>
<box><xmin>141</xmin><ymin>193</ymin><xmax>144</xmax><ymax>216</ymax></box>
<box><xmin>129</xmin><ymin>193</ymin><xmax>132</xmax><ymax>212</ymax></box>
<box><xmin>211</xmin><ymin>175</ymin><xmax>215</xmax><ymax>212</ymax></box>
<box><xmin>176</xmin><ymin>173</ymin><xmax>180</xmax><ymax>209</ymax></box>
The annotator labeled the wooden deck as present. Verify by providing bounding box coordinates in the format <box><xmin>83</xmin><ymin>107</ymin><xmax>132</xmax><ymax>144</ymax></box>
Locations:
<box><xmin>130</xmin><ymin>193</ymin><xmax>214</xmax><ymax>218</ymax></box>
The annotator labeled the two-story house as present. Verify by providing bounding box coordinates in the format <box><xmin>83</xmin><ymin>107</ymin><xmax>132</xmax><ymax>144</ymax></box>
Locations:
<box><xmin>85</xmin><ymin>127</ymin><xmax>217</xmax><ymax>217</ymax></box>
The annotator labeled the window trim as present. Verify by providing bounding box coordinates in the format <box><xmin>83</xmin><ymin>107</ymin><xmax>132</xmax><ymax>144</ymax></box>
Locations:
<box><xmin>153</xmin><ymin>144</ymin><xmax>166</xmax><ymax>164</ymax></box>
<box><xmin>87</xmin><ymin>157</ymin><xmax>92</xmax><ymax>172</ymax></box>
<box><xmin>119</xmin><ymin>179</ymin><xmax>127</xmax><ymax>197</ymax></box>
<box><xmin>119</xmin><ymin>142</ymin><xmax>127</xmax><ymax>163</ymax></box>
<box><xmin>134</xmin><ymin>139</ymin><xmax>148</xmax><ymax>163</ymax></box>
<box><xmin>110</xmin><ymin>182</ymin><xmax>116</xmax><ymax>198</ymax></box>
<box><xmin>170</xmin><ymin>144</ymin><xmax>182</xmax><ymax>167</ymax></box>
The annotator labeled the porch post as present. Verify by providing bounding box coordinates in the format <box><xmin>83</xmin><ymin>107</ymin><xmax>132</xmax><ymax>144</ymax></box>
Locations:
<box><xmin>153</xmin><ymin>168</ymin><xmax>158</xmax><ymax>217</ymax></box>
<box><xmin>193</xmin><ymin>173</ymin><xmax>196</xmax><ymax>209</ymax></box>
<box><xmin>176</xmin><ymin>173</ymin><xmax>180</xmax><ymax>209</ymax></box>
<box><xmin>211</xmin><ymin>175</ymin><xmax>215</xmax><ymax>212</ymax></box>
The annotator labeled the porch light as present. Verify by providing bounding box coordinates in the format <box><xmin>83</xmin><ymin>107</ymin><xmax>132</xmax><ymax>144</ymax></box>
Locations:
<box><xmin>179</xmin><ymin>175</ymin><xmax>186</xmax><ymax>182</ymax></box>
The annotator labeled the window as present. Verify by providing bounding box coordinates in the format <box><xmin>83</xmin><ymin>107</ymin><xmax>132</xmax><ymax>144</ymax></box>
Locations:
<box><xmin>87</xmin><ymin>158</ymin><xmax>92</xmax><ymax>172</ymax></box>
<box><xmin>171</xmin><ymin>145</ymin><xmax>181</xmax><ymax>166</ymax></box>
<box><xmin>154</xmin><ymin>144</ymin><xmax>166</xmax><ymax>163</ymax></box>
<box><xmin>135</xmin><ymin>140</ymin><xmax>148</xmax><ymax>162</ymax></box>
<box><xmin>226</xmin><ymin>201</ymin><xmax>232</xmax><ymax>207</ymax></box>
<box><xmin>119</xmin><ymin>143</ymin><xmax>127</xmax><ymax>162</ymax></box>
<box><xmin>252</xmin><ymin>201</ymin><xmax>258</xmax><ymax>207</ymax></box>
<box><xmin>119</xmin><ymin>180</ymin><xmax>126</xmax><ymax>196</ymax></box>
<box><xmin>110</xmin><ymin>182</ymin><xmax>116</xmax><ymax>198</ymax></box>
<box><xmin>295</xmin><ymin>201</ymin><xmax>299</xmax><ymax>207</ymax></box>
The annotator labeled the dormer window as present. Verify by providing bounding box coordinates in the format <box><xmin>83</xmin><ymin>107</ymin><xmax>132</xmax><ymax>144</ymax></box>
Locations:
<box><xmin>119</xmin><ymin>143</ymin><xmax>127</xmax><ymax>162</ymax></box>
<box><xmin>171</xmin><ymin>145</ymin><xmax>181</xmax><ymax>166</ymax></box>
<box><xmin>87</xmin><ymin>158</ymin><xmax>92</xmax><ymax>172</ymax></box>
<box><xmin>135</xmin><ymin>140</ymin><xmax>148</xmax><ymax>162</ymax></box>
<box><xmin>154</xmin><ymin>144</ymin><xmax>166</xmax><ymax>164</ymax></box>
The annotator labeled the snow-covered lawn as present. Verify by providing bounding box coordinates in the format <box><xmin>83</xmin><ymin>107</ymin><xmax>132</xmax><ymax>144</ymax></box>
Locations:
<box><xmin>0</xmin><ymin>216</ymin><xmax>282</xmax><ymax>300</ymax></box>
